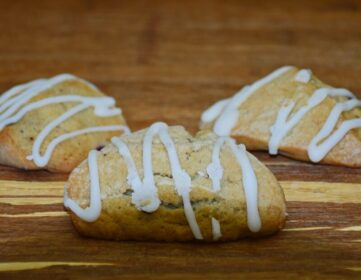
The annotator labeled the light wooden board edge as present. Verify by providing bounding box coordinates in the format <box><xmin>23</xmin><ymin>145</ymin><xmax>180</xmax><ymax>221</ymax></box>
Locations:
<box><xmin>0</xmin><ymin>262</ymin><xmax>114</xmax><ymax>272</ymax></box>
<box><xmin>0</xmin><ymin>180</ymin><xmax>360</xmax><ymax>203</ymax></box>
<box><xmin>281</xmin><ymin>181</ymin><xmax>361</xmax><ymax>203</ymax></box>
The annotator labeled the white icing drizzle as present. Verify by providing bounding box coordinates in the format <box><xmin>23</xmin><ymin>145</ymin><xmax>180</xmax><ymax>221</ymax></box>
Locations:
<box><xmin>207</xmin><ymin>137</ymin><xmax>261</xmax><ymax>233</ymax></box>
<box><xmin>295</xmin><ymin>69</ymin><xmax>312</xmax><ymax>83</ymax></box>
<box><xmin>269</xmin><ymin>87</ymin><xmax>358</xmax><ymax>160</ymax></box>
<box><xmin>211</xmin><ymin>217</ymin><xmax>222</xmax><ymax>241</ymax></box>
<box><xmin>0</xmin><ymin>74</ymin><xmax>129</xmax><ymax>167</ymax></box>
<box><xmin>28</xmin><ymin>125</ymin><xmax>130</xmax><ymax>167</ymax></box>
<box><xmin>206</xmin><ymin>138</ymin><xmax>224</xmax><ymax>192</ymax></box>
<box><xmin>64</xmin><ymin>150</ymin><xmax>102</xmax><ymax>222</ymax></box>
<box><xmin>308</xmin><ymin>98</ymin><xmax>361</xmax><ymax>162</ymax></box>
<box><xmin>268</xmin><ymin>94</ymin><xmax>327</xmax><ymax>155</ymax></box>
<box><xmin>202</xmin><ymin>66</ymin><xmax>293</xmax><ymax>136</ymax></box>
<box><xmin>112</xmin><ymin>122</ymin><xmax>203</xmax><ymax>240</ymax></box>
<box><xmin>207</xmin><ymin>137</ymin><xmax>223</xmax><ymax>240</ymax></box>
<box><xmin>201</xmin><ymin>98</ymin><xmax>230</xmax><ymax>124</ymax></box>
<box><xmin>111</xmin><ymin>135</ymin><xmax>161</xmax><ymax>213</ymax></box>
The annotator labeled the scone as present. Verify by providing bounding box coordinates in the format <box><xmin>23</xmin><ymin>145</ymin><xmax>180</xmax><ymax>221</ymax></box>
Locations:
<box><xmin>64</xmin><ymin>122</ymin><xmax>286</xmax><ymax>242</ymax></box>
<box><xmin>201</xmin><ymin>66</ymin><xmax>361</xmax><ymax>167</ymax></box>
<box><xmin>0</xmin><ymin>74</ymin><xmax>129</xmax><ymax>172</ymax></box>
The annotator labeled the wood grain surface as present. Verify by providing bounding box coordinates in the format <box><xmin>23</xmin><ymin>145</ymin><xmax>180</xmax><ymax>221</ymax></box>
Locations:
<box><xmin>0</xmin><ymin>0</ymin><xmax>360</xmax><ymax>279</ymax></box>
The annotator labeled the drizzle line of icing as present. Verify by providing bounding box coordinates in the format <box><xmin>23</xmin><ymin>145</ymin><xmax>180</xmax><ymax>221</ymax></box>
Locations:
<box><xmin>269</xmin><ymin>87</ymin><xmax>356</xmax><ymax>160</ymax></box>
<box><xmin>308</xmin><ymin>98</ymin><xmax>361</xmax><ymax>162</ymax></box>
<box><xmin>211</xmin><ymin>217</ymin><xmax>222</xmax><ymax>241</ymax></box>
<box><xmin>294</xmin><ymin>69</ymin><xmax>312</xmax><ymax>83</ymax></box>
<box><xmin>64</xmin><ymin>150</ymin><xmax>102</xmax><ymax>222</ymax></box>
<box><xmin>0</xmin><ymin>74</ymin><xmax>129</xmax><ymax>167</ymax></box>
<box><xmin>207</xmin><ymin>137</ymin><xmax>261</xmax><ymax>233</ymax></box>
<box><xmin>201</xmin><ymin>66</ymin><xmax>293</xmax><ymax>136</ymax></box>
<box><xmin>201</xmin><ymin>98</ymin><xmax>230</xmax><ymax>124</ymax></box>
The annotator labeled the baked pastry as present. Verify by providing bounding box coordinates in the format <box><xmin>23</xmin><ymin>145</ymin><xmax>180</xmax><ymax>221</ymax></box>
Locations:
<box><xmin>201</xmin><ymin>66</ymin><xmax>361</xmax><ymax>167</ymax></box>
<box><xmin>0</xmin><ymin>74</ymin><xmax>129</xmax><ymax>172</ymax></box>
<box><xmin>64</xmin><ymin>122</ymin><xmax>286</xmax><ymax>242</ymax></box>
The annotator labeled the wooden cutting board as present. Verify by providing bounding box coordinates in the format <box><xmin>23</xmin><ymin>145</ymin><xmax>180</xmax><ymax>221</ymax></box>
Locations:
<box><xmin>0</xmin><ymin>0</ymin><xmax>361</xmax><ymax>279</ymax></box>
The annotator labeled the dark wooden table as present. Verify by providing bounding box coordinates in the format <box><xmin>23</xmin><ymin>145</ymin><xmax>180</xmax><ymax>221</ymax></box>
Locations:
<box><xmin>0</xmin><ymin>0</ymin><xmax>360</xmax><ymax>279</ymax></box>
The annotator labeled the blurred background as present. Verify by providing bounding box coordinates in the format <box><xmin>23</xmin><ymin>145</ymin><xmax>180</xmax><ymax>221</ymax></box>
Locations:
<box><xmin>0</xmin><ymin>0</ymin><xmax>360</xmax><ymax>133</ymax></box>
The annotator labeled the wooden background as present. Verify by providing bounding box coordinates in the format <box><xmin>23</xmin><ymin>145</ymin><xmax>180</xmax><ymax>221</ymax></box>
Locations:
<box><xmin>0</xmin><ymin>0</ymin><xmax>361</xmax><ymax>279</ymax></box>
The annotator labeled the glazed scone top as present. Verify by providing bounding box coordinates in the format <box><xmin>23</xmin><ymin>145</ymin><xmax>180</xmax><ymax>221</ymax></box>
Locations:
<box><xmin>201</xmin><ymin>66</ymin><xmax>361</xmax><ymax>163</ymax></box>
<box><xmin>64</xmin><ymin>123</ymin><xmax>286</xmax><ymax>241</ymax></box>
<box><xmin>0</xmin><ymin>74</ymin><xmax>129</xmax><ymax>171</ymax></box>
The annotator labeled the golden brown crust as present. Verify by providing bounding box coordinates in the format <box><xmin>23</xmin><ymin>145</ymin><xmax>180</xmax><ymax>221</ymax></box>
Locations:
<box><xmin>0</xmin><ymin>78</ymin><xmax>128</xmax><ymax>172</ymax></box>
<box><xmin>202</xmin><ymin>67</ymin><xmax>361</xmax><ymax>167</ymax></box>
<box><xmin>65</xmin><ymin>126</ymin><xmax>286</xmax><ymax>242</ymax></box>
